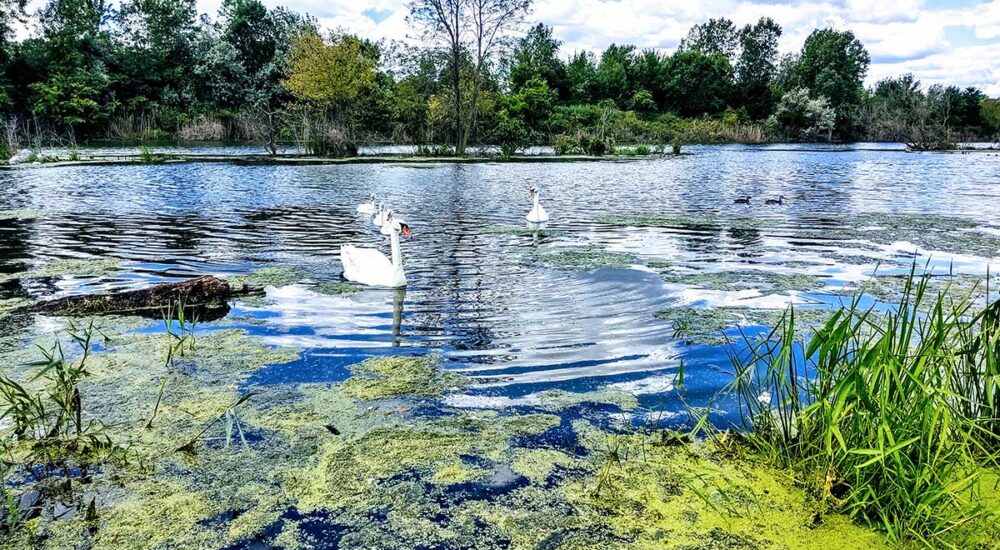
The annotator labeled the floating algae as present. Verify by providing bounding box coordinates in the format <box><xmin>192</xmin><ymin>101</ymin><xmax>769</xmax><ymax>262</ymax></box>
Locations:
<box><xmin>660</xmin><ymin>269</ymin><xmax>825</xmax><ymax>293</ymax></box>
<box><xmin>227</xmin><ymin>266</ymin><xmax>305</xmax><ymax>289</ymax></box>
<box><xmin>598</xmin><ymin>213</ymin><xmax>766</xmax><ymax>230</ymax></box>
<box><xmin>533</xmin><ymin>246</ymin><xmax>636</xmax><ymax>270</ymax></box>
<box><xmin>0</xmin><ymin>257</ymin><xmax>124</xmax><ymax>282</ymax></box>
<box><xmin>341</xmin><ymin>354</ymin><xmax>469</xmax><ymax>400</ymax></box>
<box><xmin>0</xmin><ymin>312</ymin><xmax>918</xmax><ymax>550</ymax></box>
<box><xmin>656</xmin><ymin>306</ymin><xmax>835</xmax><ymax>346</ymax></box>
<box><xmin>312</xmin><ymin>281</ymin><xmax>364</xmax><ymax>295</ymax></box>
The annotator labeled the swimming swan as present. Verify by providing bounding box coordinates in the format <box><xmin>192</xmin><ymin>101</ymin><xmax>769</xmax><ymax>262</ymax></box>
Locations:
<box><xmin>526</xmin><ymin>186</ymin><xmax>549</xmax><ymax>223</ymax></box>
<box><xmin>357</xmin><ymin>194</ymin><xmax>377</xmax><ymax>214</ymax></box>
<box><xmin>380</xmin><ymin>210</ymin><xmax>407</xmax><ymax>236</ymax></box>
<box><xmin>372</xmin><ymin>202</ymin><xmax>389</xmax><ymax>227</ymax></box>
<box><xmin>341</xmin><ymin>213</ymin><xmax>412</xmax><ymax>288</ymax></box>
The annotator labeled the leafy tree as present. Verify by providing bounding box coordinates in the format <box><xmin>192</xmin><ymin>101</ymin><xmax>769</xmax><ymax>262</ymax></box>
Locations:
<box><xmin>283</xmin><ymin>32</ymin><xmax>375</xmax><ymax>104</ymax></box>
<box><xmin>680</xmin><ymin>18</ymin><xmax>738</xmax><ymax>61</ymax></box>
<box><xmin>662</xmin><ymin>49</ymin><xmax>733</xmax><ymax>117</ymax></box>
<box><xmin>981</xmin><ymin>97</ymin><xmax>1000</xmax><ymax>137</ymax></box>
<box><xmin>770</xmin><ymin>87</ymin><xmax>835</xmax><ymax>140</ymax></box>
<box><xmin>565</xmin><ymin>51</ymin><xmax>597</xmax><ymax>104</ymax></box>
<box><xmin>408</xmin><ymin>0</ymin><xmax>532</xmax><ymax>155</ymax></box>
<box><xmin>509</xmin><ymin>23</ymin><xmax>567</xmax><ymax>100</ymax></box>
<box><xmin>789</xmin><ymin>28</ymin><xmax>869</xmax><ymax>136</ymax></box>
<box><xmin>734</xmin><ymin>17</ymin><xmax>781</xmax><ymax>119</ymax></box>
<box><xmin>631</xmin><ymin>49</ymin><xmax>668</xmax><ymax>108</ymax></box>
<box><xmin>595</xmin><ymin>44</ymin><xmax>635</xmax><ymax>106</ymax></box>
<box><xmin>0</xmin><ymin>0</ymin><xmax>26</xmax><ymax>108</ymax></box>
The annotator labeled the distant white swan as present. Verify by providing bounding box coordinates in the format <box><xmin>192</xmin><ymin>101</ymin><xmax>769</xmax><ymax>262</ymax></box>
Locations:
<box><xmin>372</xmin><ymin>202</ymin><xmax>388</xmax><ymax>227</ymax></box>
<box><xmin>341</xmin><ymin>213</ymin><xmax>412</xmax><ymax>288</ymax></box>
<box><xmin>357</xmin><ymin>194</ymin><xmax>377</xmax><ymax>214</ymax></box>
<box><xmin>380</xmin><ymin>210</ymin><xmax>407</xmax><ymax>235</ymax></box>
<box><xmin>526</xmin><ymin>186</ymin><xmax>549</xmax><ymax>223</ymax></box>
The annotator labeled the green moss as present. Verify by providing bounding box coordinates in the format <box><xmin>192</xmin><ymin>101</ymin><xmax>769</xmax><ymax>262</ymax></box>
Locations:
<box><xmin>534</xmin><ymin>247</ymin><xmax>635</xmax><ymax>270</ymax></box>
<box><xmin>1</xmin><ymin>257</ymin><xmax>124</xmax><ymax>282</ymax></box>
<box><xmin>342</xmin><ymin>355</ymin><xmax>468</xmax><ymax>400</ymax></box>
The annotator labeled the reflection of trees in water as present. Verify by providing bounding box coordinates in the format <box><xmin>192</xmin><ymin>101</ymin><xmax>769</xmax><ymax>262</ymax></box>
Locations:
<box><xmin>0</xmin><ymin>218</ymin><xmax>34</xmax><ymax>277</ymax></box>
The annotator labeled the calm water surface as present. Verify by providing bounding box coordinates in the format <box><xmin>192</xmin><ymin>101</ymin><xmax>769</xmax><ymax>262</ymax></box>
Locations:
<box><xmin>3</xmin><ymin>144</ymin><xmax>1000</xmax><ymax>423</ymax></box>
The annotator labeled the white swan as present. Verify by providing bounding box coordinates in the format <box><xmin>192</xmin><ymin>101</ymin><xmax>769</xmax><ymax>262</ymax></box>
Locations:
<box><xmin>372</xmin><ymin>202</ymin><xmax>388</xmax><ymax>227</ymax></box>
<box><xmin>380</xmin><ymin>210</ymin><xmax>407</xmax><ymax>236</ymax></box>
<box><xmin>356</xmin><ymin>194</ymin><xmax>377</xmax><ymax>214</ymax></box>
<box><xmin>341</xmin><ymin>213</ymin><xmax>412</xmax><ymax>288</ymax></box>
<box><xmin>526</xmin><ymin>186</ymin><xmax>549</xmax><ymax>223</ymax></box>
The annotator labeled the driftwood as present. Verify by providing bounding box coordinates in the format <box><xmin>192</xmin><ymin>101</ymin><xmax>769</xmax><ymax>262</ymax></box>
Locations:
<box><xmin>30</xmin><ymin>276</ymin><xmax>263</xmax><ymax>319</ymax></box>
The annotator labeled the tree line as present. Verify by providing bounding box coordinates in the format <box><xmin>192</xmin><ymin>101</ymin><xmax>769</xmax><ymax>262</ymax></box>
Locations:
<box><xmin>0</xmin><ymin>0</ymin><xmax>998</xmax><ymax>156</ymax></box>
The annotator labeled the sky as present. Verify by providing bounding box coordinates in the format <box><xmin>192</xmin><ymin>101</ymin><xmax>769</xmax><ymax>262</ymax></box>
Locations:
<box><xmin>16</xmin><ymin>0</ymin><xmax>1000</xmax><ymax>95</ymax></box>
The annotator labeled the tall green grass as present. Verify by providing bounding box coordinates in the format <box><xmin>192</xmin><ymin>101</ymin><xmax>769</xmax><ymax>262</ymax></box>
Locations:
<box><xmin>727</xmin><ymin>268</ymin><xmax>1000</xmax><ymax>544</ymax></box>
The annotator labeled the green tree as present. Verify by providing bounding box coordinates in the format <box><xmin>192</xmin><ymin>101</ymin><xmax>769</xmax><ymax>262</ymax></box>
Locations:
<box><xmin>283</xmin><ymin>32</ymin><xmax>376</xmax><ymax>104</ymax></box>
<box><xmin>790</xmin><ymin>28</ymin><xmax>869</xmax><ymax>135</ymax></box>
<box><xmin>566</xmin><ymin>51</ymin><xmax>597</xmax><ymax>104</ymax></box>
<box><xmin>595</xmin><ymin>43</ymin><xmax>635</xmax><ymax>106</ymax></box>
<box><xmin>735</xmin><ymin>17</ymin><xmax>781</xmax><ymax>119</ymax></box>
<box><xmin>770</xmin><ymin>87</ymin><xmax>835</xmax><ymax>140</ymax></box>
<box><xmin>663</xmin><ymin>49</ymin><xmax>733</xmax><ymax>117</ymax></box>
<box><xmin>680</xmin><ymin>18</ymin><xmax>738</xmax><ymax>60</ymax></box>
<box><xmin>981</xmin><ymin>97</ymin><xmax>1000</xmax><ymax>136</ymax></box>
<box><xmin>509</xmin><ymin>23</ymin><xmax>567</xmax><ymax>100</ymax></box>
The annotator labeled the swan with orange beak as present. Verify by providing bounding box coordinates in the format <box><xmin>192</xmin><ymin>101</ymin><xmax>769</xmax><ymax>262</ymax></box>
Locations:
<box><xmin>341</xmin><ymin>212</ymin><xmax>413</xmax><ymax>288</ymax></box>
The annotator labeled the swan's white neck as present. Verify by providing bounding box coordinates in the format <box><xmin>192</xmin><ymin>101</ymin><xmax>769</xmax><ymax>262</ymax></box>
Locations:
<box><xmin>532</xmin><ymin>192</ymin><xmax>540</xmax><ymax>210</ymax></box>
<box><xmin>390</xmin><ymin>227</ymin><xmax>403</xmax><ymax>272</ymax></box>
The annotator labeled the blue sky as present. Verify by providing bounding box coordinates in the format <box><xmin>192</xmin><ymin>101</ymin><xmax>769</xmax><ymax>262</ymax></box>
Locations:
<box><xmin>18</xmin><ymin>0</ymin><xmax>1000</xmax><ymax>95</ymax></box>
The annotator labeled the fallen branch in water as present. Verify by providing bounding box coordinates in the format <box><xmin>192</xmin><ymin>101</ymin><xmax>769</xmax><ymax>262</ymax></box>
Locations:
<box><xmin>29</xmin><ymin>276</ymin><xmax>263</xmax><ymax>318</ymax></box>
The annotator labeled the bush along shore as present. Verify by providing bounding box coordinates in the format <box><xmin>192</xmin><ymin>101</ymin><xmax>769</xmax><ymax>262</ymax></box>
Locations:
<box><xmin>0</xmin><ymin>265</ymin><xmax>997</xmax><ymax>548</ymax></box>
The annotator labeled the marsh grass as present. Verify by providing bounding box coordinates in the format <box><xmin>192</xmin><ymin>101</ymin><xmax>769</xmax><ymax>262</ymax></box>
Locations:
<box><xmin>726</xmin><ymin>266</ymin><xmax>1000</xmax><ymax>544</ymax></box>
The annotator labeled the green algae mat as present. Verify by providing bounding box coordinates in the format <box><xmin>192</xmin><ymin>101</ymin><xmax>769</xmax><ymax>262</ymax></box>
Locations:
<box><xmin>0</xmin><ymin>314</ymin><xmax>916</xmax><ymax>550</ymax></box>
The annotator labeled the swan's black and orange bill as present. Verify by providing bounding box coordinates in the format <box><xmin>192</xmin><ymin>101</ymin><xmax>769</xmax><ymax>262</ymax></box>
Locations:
<box><xmin>401</xmin><ymin>223</ymin><xmax>412</xmax><ymax>237</ymax></box>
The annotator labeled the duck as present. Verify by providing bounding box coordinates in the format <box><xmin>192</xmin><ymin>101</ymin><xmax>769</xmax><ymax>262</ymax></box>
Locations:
<box><xmin>526</xmin><ymin>186</ymin><xmax>549</xmax><ymax>223</ymax></box>
<box><xmin>380</xmin><ymin>210</ymin><xmax>407</xmax><ymax>236</ymax></box>
<box><xmin>372</xmin><ymin>202</ymin><xmax>388</xmax><ymax>227</ymax></box>
<box><xmin>734</xmin><ymin>196</ymin><xmax>751</xmax><ymax>205</ymax></box>
<box><xmin>341</xmin><ymin>212</ymin><xmax>412</xmax><ymax>288</ymax></box>
<box><xmin>356</xmin><ymin>194</ymin><xmax>377</xmax><ymax>214</ymax></box>
<box><xmin>765</xmin><ymin>195</ymin><xmax>786</xmax><ymax>205</ymax></box>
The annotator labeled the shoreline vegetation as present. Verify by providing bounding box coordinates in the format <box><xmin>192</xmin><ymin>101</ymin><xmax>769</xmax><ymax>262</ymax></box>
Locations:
<box><xmin>4</xmin><ymin>141</ymin><xmax>1000</xmax><ymax>169</ymax></box>
<box><xmin>1</xmin><ymin>2</ymin><xmax>999</xmax><ymax>161</ymax></box>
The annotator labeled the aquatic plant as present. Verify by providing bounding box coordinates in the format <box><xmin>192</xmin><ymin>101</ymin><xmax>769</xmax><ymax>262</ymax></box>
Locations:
<box><xmin>341</xmin><ymin>355</ymin><xmax>467</xmax><ymax>400</ymax></box>
<box><xmin>533</xmin><ymin>246</ymin><xmax>635</xmax><ymax>270</ymax></box>
<box><xmin>0</xmin><ymin>257</ymin><xmax>124</xmax><ymax>283</ymax></box>
<box><xmin>726</xmin><ymin>268</ymin><xmax>1000</xmax><ymax>544</ymax></box>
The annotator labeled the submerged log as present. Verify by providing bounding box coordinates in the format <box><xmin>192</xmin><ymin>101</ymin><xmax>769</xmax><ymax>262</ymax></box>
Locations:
<box><xmin>30</xmin><ymin>276</ymin><xmax>263</xmax><ymax>318</ymax></box>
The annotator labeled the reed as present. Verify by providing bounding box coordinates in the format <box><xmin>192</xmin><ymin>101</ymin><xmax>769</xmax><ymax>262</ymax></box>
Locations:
<box><xmin>726</xmin><ymin>266</ymin><xmax>1000</xmax><ymax>543</ymax></box>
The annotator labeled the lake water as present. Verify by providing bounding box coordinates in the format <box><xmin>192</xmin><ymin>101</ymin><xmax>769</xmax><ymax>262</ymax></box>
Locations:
<box><xmin>3</xmin><ymin>144</ymin><xmax>1000</xmax><ymax>425</ymax></box>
